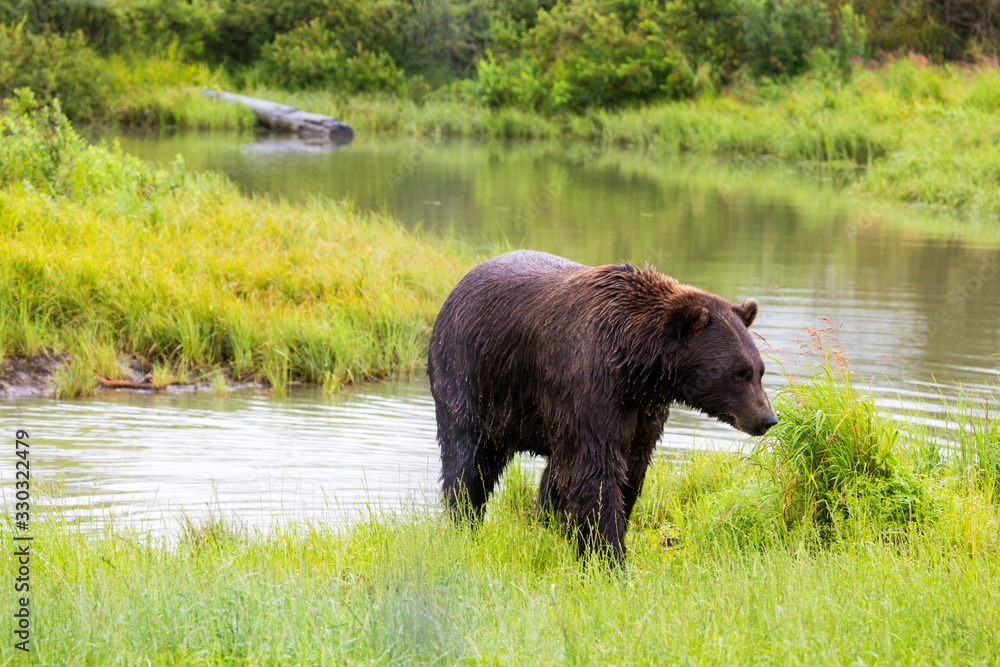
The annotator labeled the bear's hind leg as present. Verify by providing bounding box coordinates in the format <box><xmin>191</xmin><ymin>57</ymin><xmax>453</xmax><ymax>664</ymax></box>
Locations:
<box><xmin>441</xmin><ymin>424</ymin><xmax>511</xmax><ymax>523</ymax></box>
<box><xmin>622</xmin><ymin>432</ymin><xmax>658</xmax><ymax>522</ymax></box>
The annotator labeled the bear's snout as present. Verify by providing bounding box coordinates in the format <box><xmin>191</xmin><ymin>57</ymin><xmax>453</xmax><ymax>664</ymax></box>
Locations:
<box><xmin>733</xmin><ymin>401</ymin><xmax>777</xmax><ymax>436</ymax></box>
<box><xmin>757</xmin><ymin>413</ymin><xmax>778</xmax><ymax>436</ymax></box>
<box><xmin>736</xmin><ymin>411</ymin><xmax>776</xmax><ymax>437</ymax></box>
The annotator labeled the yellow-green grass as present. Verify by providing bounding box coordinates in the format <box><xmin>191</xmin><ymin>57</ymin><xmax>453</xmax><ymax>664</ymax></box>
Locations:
<box><xmin>103</xmin><ymin>56</ymin><xmax>257</xmax><ymax>131</ymax></box>
<box><xmin>0</xmin><ymin>94</ymin><xmax>471</xmax><ymax>396</ymax></box>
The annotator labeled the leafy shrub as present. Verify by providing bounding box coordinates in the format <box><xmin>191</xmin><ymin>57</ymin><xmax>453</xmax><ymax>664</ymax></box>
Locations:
<box><xmin>126</xmin><ymin>0</ymin><xmax>216</xmax><ymax>61</ymax></box>
<box><xmin>0</xmin><ymin>23</ymin><xmax>113</xmax><ymax>121</ymax></box>
<box><xmin>850</xmin><ymin>0</ymin><xmax>1000</xmax><ymax>60</ymax></box>
<box><xmin>205</xmin><ymin>0</ymin><xmax>333</xmax><ymax>67</ymax></box>
<box><xmin>254</xmin><ymin>19</ymin><xmax>404</xmax><ymax>93</ymax></box>
<box><xmin>474</xmin><ymin>0</ymin><xmax>696</xmax><ymax>112</ymax></box>
<box><xmin>737</xmin><ymin>0</ymin><xmax>864</xmax><ymax>78</ymax></box>
<box><xmin>473</xmin><ymin>0</ymin><xmax>866</xmax><ymax>111</ymax></box>
<box><xmin>0</xmin><ymin>89</ymin><xmax>187</xmax><ymax>201</ymax></box>
<box><xmin>204</xmin><ymin>0</ymin><xmax>498</xmax><ymax>82</ymax></box>
<box><xmin>0</xmin><ymin>0</ymin><xmax>128</xmax><ymax>54</ymax></box>
<box><xmin>366</xmin><ymin>0</ymin><xmax>490</xmax><ymax>83</ymax></box>
<box><xmin>831</xmin><ymin>4</ymin><xmax>867</xmax><ymax>73</ymax></box>
<box><xmin>738</xmin><ymin>0</ymin><xmax>833</xmax><ymax>77</ymax></box>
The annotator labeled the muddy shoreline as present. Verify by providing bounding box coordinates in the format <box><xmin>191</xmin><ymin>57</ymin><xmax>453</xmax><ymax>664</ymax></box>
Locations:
<box><xmin>0</xmin><ymin>354</ymin><xmax>65</xmax><ymax>397</ymax></box>
<box><xmin>0</xmin><ymin>354</ymin><xmax>272</xmax><ymax>398</ymax></box>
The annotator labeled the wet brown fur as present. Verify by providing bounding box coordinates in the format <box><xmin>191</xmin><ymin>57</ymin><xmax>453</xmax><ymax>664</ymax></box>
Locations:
<box><xmin>428</xmin><ymin>250</ymin><xmax>775</xmax><ymax>563</ymax></box>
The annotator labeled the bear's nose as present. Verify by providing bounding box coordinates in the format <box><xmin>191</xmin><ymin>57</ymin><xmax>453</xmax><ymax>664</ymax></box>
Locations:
<box><xmin>759</xmin><ymin>414</ymin><xmax>778</xmax><ymax>434</ymax></box>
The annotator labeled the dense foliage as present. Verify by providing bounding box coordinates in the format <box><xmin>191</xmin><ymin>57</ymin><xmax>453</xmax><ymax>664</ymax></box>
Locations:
<box><xmin>0</xmin><ymin>23</ymin><xmax>112</xmax><ymax>119</ymax></box>
<box><xmin>474</xmin><ymin>0</ymin><xmax>864</xmax><ymax>111</ymax></box>
<box><xmin>852</xmin><ymin>0</ymin><xmax>1000</xmax><ymax>60</ymax></box>
<box><xmin>2</xmin><ymin>0</ymin><xmax>995</xmax><ymax>118</ymax></box>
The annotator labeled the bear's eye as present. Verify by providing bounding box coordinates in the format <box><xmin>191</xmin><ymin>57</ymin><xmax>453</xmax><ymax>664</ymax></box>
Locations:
<box><xmin>735</xmin><ymin>369</ymin><xmax>752</xmax><ymax>382</ymax></box>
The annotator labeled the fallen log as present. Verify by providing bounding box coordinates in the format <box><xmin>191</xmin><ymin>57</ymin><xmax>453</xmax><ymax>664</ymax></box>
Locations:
<box><xmin>201</xmin><ymin>89</ymin><xmax>354</xmax><ymax>143</ymax></box>
<box><xmin>97</xmin><ymin>376</ymin><xmax>154</xmax><ymax>389</ymax></box>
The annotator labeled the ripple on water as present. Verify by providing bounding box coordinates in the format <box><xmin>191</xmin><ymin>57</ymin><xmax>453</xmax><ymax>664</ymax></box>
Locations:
<box><xmin>1</xmin><ymin>381</ymin><xmax>441</xmax><ymax>534</ymax></box>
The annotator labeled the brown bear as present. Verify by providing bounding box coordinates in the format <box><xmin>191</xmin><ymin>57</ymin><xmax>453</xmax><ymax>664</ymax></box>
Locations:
<box><xmin>428</xmin><ymin>250</ymin><xmax>776</xmax><ymax>562</ymax></box>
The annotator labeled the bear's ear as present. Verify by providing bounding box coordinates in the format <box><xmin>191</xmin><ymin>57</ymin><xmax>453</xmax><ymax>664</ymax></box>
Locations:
<box><xmin>734</xmin><ymin>298</ymin><xmax>758</xmax><ymax>328</ymax></box>
<box><xmin>681</xmin><ymin>306</ymin><xmax>711</xmax><ymax>340</ymax></box>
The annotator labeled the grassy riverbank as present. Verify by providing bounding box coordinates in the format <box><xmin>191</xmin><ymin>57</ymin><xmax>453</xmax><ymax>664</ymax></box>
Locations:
<box><xmin>61</xmin><ymin>55</ymin><xmax>1000</xmax><ymax>223</ymax></box>
<box><xmin>6</xmin><ymin>11</ymin><xmax>1000</xmax><ymax>222</ymax></box>
<box><xmin>0</xmin><ymin>93</ymin><xmax>471</xmax><ymax>396</ymax></box>
<box><xmin>255</xmin><ymin>57</ymin><xmax>1000</xmax><ymax>221</ymax></box>
<box><xmin>5</xmin><ymin>355</ymin><xmax>999</xmax><ymax>664</ymax></box>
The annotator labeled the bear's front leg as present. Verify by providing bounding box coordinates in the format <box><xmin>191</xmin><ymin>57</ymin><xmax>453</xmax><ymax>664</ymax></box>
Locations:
<box><xmin>557</xmin><ymin>452</ymin><xmax>629</xmax><ymax>563</ymax></box>
<box><xmin>536</xmin><ymin>460</ymin><xmax>560</xmax><ymax>524</ymax></box>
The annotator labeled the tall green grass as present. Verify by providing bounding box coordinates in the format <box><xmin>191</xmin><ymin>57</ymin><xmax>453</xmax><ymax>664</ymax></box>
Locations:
<box><xmin>756</xmin><ymin>370</ymin><xmax>932</xmax><ymax>553</ymax></box>
<box><xmin>0</xmin><ymin>92</ymin><xmax>471</xmax><ymax>396</ymax></box>
<box><xmin>102</xmin><ymin>56</ymin><xmax>257</xmax><ymax>130</ymax></box>
<box><xmin>939</xmin><ymin>389</ymin><xmax>1000</xmax><ymax>504</ymax></box>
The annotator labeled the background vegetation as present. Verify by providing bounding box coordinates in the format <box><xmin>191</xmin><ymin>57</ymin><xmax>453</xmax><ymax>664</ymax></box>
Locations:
<box><xmin>2</xmin><ymin>1</ymin><xmax>996</xmax><ymax>224</ymax></box>
<box><xmin>2</xmin><ymin>0</ymin><xmax>998</xmax><ymax>123</ymax></box>
<box><xmin>1</xmin><ymin>4</ymin><xmax>997</xmax><ymax>658</ymax></box>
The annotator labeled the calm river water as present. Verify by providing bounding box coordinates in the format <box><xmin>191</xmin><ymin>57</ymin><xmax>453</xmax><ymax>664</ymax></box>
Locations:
<box><xmin>3</xmin><ymin>129</ymin><xmax>998</xmax><ymax>533</ymax></box>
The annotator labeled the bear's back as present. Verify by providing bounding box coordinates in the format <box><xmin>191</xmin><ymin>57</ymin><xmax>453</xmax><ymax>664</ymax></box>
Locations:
<box><xmin>465</xmin><ymin>249</ymin><xmax>582</xmax><ymax>281</ymax></box>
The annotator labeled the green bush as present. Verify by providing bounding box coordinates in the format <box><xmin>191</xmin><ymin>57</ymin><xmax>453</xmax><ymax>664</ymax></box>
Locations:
<box><xmin>254</xmin><ymin>19</ymin><xmax>404</xmax><ymax>93</ymax></box>
<box><xmin>737</xmin><ymin>0</ymin><xmax>864</xmax><ymax>78</ymax></box>
<box><xmin>0</xmin><ymin>22</ymin><xmax>113</xmax><ymax>121</ymax></box>
<box><xmin>738</xmin><ymin>0</ymin><xmax>833</xmax><ymax>77</ymax></box>
<box><xmin>473</xmin><ymin>0</ymin><xmax>866</xmax><ymax>111</ymax></box>
<box><xmin>0</xmin><ymin>0</ymin><xmax>128</xmax><ymax>54</ymax></box>
<box><xmin>204</xmin><ymin>0</ymin><xmax>498</xmax><ymax>82</ymax></box>
<box><xmin>850</xmin><ymin>0</ymin><xmax>1000</xmax><ymax>60</ymax></box>
<box><xmin>760</xmin><ymin>362</ymin><xmax>934</xmax><ymax>535</ymax></box>
<box><xmin>126</xmin><ymin>0</ymin><xmax>216</xmax><ymax>61</ymax></box>
<box><xmin>206</xmin><ymin>0</ymin><xmax>332</xmax><ymax>67</ymax></box>
<box><xmin>0</xmin><ymin>89</ymin><xmax>187</xmax><ymax>201</ymax></box>
<box><xmin>474</xmin><ymin>0</ymin><xmax>696</xmax><ymax>112</ymax></box>
<box><xmin>367</xmin><ymin>0</ymin><xmax>489</xmax><ymax>83</ymax></box>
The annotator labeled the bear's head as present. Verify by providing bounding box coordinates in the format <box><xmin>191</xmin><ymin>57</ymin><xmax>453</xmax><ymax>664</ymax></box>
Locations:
<box><xmin>669</xmin><ymin>293</ymin><xmax>777</xmax><ymax>437</ymax></box>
